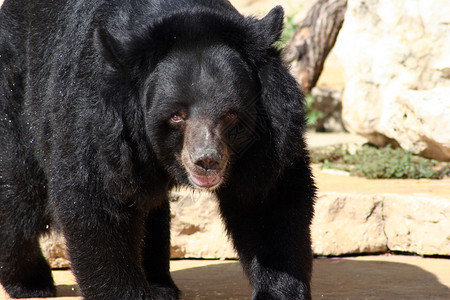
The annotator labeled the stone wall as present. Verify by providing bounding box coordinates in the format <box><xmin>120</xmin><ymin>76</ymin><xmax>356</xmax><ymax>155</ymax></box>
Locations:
<box><xmin>40</xmin><ymin>189</ymin><xmax>449</xmax><ymax>268</ymax></box>
<box><xmin>312</xmin><ymin>192</ymin><xmax>450</xmax><ymax>256</ymax></box>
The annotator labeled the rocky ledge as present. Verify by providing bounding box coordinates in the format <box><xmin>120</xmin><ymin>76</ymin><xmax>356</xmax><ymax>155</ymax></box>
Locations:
<box><xmin>40</xmin><ymin>164</ymin><xmax>450</xmax><ymax>268</ymax></box>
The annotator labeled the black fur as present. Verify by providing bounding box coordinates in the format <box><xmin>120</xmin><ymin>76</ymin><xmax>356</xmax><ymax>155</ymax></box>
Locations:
<box><xmin>0</xmin><ymin>0</ymin><xmax>316</xmax><ymax>299</ymax></box>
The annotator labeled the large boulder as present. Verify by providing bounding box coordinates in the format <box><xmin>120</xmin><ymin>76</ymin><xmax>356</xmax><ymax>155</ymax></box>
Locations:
<box><xmin>334</xmin><ymin>0</ymin><xmax>450</xmax><ymax>161</ymax></box>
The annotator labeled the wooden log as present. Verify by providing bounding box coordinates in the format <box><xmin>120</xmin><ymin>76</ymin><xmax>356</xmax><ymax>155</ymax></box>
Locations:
<box><xmin>284</xmin><ymin>0</ymin><xmax>347</xmax><ymax>95</ymax></box>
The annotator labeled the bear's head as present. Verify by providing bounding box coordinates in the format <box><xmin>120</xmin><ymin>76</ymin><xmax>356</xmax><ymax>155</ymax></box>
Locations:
<box><xmin>94</xmin><ymin>6</ymin><xmax>285</xmax><ymax>190</ymax></box>
<box><xmin>144</xmin><ymin>44</ymin><xmax>260</xmax><ymax>189</ymax></box>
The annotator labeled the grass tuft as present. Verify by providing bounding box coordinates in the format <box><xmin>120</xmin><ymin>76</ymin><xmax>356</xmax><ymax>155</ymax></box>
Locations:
<box><xmin>310</xmin><ymin>144</ymin><xmax>450</xmax><ymax>179</ymax></box>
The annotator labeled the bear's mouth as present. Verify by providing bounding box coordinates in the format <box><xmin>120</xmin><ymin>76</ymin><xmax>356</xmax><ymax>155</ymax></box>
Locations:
<box><xmin>188</xmin><ymin>171</ymin><xmax>223</xmax><ymax>189</ymax></box>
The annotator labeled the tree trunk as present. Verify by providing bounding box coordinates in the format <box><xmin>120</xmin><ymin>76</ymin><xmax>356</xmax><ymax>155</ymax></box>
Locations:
<box><xmin>284</xmin><ymin>0</ymin><xmax>347</xmax><ymax>95</ymax></box>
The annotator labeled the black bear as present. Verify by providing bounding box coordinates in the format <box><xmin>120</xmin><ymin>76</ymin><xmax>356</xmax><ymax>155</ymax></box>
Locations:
<box><xmin>0</xmin><ymin>0</ymin><xmax>316</xmax><ymax>299</ymax></box>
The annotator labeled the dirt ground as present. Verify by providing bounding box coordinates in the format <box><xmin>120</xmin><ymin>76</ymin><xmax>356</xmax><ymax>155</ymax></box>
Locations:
<box><xmin>1</xmin><ymin>255</ymin><xmax>449</xmax><ymax>299</ymax></box>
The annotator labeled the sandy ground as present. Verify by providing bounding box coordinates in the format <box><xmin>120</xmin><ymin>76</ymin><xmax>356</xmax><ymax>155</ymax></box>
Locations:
<box><xmin>1</xmin><ymin>255</ymin><xmax>449</xmax><ymax>299</ymax></box>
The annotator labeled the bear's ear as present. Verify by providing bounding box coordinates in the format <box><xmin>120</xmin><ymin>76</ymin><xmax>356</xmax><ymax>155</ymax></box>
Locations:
<box><xmin>258</xmin><ymin>6</ymin><xmax>285</xmax><ymax>47</ymax></box>
<box><xmin>94</xmin><ymin>27</ymin><xmax>126</xmax><ymax>72</ymax></box>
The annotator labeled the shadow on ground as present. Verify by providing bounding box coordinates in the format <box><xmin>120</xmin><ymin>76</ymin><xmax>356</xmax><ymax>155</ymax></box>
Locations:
<box><xmin>311</xmin><ymin>258</ymin><xmax>449</xmax><ymax>299</ymax></box>
<box><xmin>2</xmin><ymin>257</ymin><xmax>449</xmax><ymax>299</ymax></box>
<box><xmin>171</xmin><ymin>259</ymin><xmax>450</xmax><ymax>299</ymax></box>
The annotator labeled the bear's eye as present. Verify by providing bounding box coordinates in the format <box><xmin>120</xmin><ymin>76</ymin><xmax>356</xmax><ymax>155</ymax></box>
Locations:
<box><xmin>224</xmin><ymin>111</ymin><xmax>238</xmax><ymax>122</ymax></box>
<box><xmin>170</xmin><ymin>113</ymin><xmax>185</xmax><ymax>124</ymax></box>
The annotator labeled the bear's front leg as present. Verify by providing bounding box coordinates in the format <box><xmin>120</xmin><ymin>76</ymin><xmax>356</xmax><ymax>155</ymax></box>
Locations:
<box><xmin>142</xmin><ymin>200</ymin><xmax>180</xmax><ymax>299</ymax></box>
<box><xmin>218</xmin><ymin>167</ymin><xmax>315</xmax><ymax>300</ymax></box>
<box><xmin>53</xmin><ymin>190</ymin><xmax>177</xmax><ymax>300</ymax></box>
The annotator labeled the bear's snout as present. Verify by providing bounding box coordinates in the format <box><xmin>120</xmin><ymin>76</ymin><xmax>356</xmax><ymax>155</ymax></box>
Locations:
<box><xmin>181</xmin><ymin>119</ymin><xmax>229</xmax><ymax>189</ymax></box>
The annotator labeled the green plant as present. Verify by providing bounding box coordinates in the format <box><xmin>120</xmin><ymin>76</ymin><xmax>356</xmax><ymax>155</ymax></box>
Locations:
<box><xmin>305</xmin><ymin>94</ymin><xmax>325</xmax><ymax>127</ymax></box>
<box><xmin>310</xmin><ymin>144</ymin><xmax>450</xmax><ymax>179</ymax></box>
<box><xmin>281</xmin><ymin>13</ymin><xmax>298</xmax><ymax>45</ymax></box>
<box><xmin>274</xmin><ymin>9</ymin><xmax>300</xmax><ymax>49</ymax></box>
<box><xmin>274</xmin><ymin>9</ymin><xmax>326</xmax><ymax>129</ymax></box>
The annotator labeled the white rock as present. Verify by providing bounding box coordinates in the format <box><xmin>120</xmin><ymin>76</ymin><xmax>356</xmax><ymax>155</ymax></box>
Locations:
<box><xmin>334</xmin><ymin>0</ymin><xmax>450</xmax><ymax>161</ymax></box>
<box><xmin>40</xmin><ymin>232</ymin><xmax>70</xmax><ymax>269</ymax></box>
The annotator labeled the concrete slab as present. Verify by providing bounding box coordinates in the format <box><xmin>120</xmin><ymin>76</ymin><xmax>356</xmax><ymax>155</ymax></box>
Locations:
<box><xmin>1</xmin><ymin>256</ymin><xmax>449</xmax><ymax>299</ymax></box>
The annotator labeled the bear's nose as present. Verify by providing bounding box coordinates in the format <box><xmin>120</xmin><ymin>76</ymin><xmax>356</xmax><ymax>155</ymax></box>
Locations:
<box><xmin>192</xmin><ymin>153</ymin><xmax>220</xmax><ymax>171</ymax></box>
